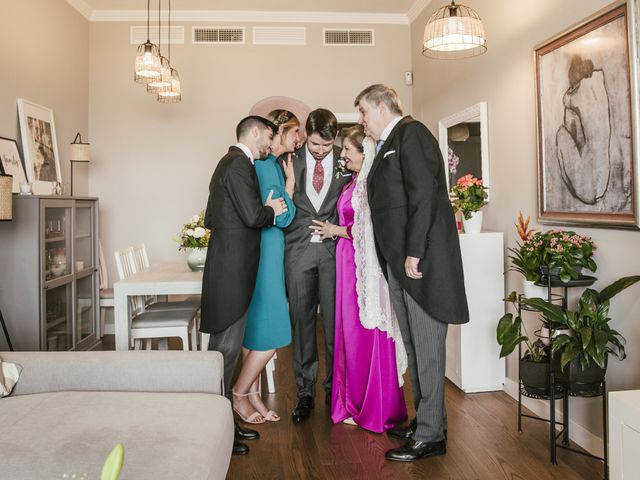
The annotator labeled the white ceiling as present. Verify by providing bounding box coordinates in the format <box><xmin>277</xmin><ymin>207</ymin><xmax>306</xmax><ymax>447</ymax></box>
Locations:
<box><xmin>82</xmin><ymin>1</ymin><xmax>418</xmax><ymax>13</ymax></box>
<box><xmin>66</xmin><ymin>0</ymin><xmax>434</xmax><ymax>23</ymax></box>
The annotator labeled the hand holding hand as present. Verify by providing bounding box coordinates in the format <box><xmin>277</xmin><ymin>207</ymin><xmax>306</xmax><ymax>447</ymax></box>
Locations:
<box><xmin>309</xmin><ymin>219</ymin><xmax>336</xmax><ymax>240</ymax></box>
<box><xmin>404</xmin><ymin>256</ymin><xmax>423</xmax><ymax>279</ymax></box>
<box><xmin>265</xmin><ymin>190</ymin><xmax>287</xmax><ymax>216</ymax></box>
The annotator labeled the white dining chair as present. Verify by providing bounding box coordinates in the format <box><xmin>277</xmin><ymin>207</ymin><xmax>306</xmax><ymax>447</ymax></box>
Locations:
<box><xmin>98</xmin><ymin>242</ymin><xmax>114</xmax><ymax>336</ymax></box>
<box><xmin>114</xmin><ymin>247</ymin><xmax>197</xmax><ymax>351</ymax></box>
<box><xmin>130</xmin><ymin>244</ymin><xmax>202</xmax><ymax>348</ymax></box>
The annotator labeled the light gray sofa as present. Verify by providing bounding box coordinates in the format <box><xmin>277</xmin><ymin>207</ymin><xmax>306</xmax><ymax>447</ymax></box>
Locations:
<box><xmin>0</xmin><ymin>351</ymin><xmax>233</xmax><ymax>480</ymax></box>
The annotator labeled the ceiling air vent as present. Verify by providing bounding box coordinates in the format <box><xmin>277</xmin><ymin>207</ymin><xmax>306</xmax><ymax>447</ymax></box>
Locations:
<box><xmin>130</xmin><ymin>26</ymin><xmax>184</xmax><ymax>45</ymax></box>
<box><xmin>323</xmin><ymin>29</ymin><xmax>374</xmax><ymax>46</ymax></box>
<box><xmin>253</xmin><ymin>27</ymin><xmax>306</xmax><ymax>46</ymax></box>
<box><xmin>193</xmin><ymin>27</ymin><xmax>245</xmax><ymax>44</ymax></box>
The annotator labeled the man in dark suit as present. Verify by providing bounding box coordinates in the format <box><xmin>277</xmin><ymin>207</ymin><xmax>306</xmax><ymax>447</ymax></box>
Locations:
<box><xmin>354</xmin><ymin>84</ymin><xmax>469</xmax><ymax>462</ymax></box>
<box><xmin>200</xmin><ymin>115</ymin><xmax>287</xmax><ymax>456</ymax></box>
<box><xmin>284</xmin><ymin>109</ymin><xmax>351</xmax><ymax>423</ymax></box>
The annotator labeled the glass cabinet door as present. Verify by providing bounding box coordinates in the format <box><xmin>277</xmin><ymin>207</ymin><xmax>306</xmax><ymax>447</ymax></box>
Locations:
<box><xmin>74</xmin><ymin>202</ymin><xmax>94</xmax><ymax>274</ymax></box>
<box><xmin>43</xmin><ymin>204</ymin><xmax>73</xmax><ymax>281</ymax></box>
<box><xmin>76</xmin><ymin>274</ymin><xmax>95</xmax><ymax>347</ymax></box>
<box><xmin>45</xmin><ymin>283</ymin><xmax>73</xmax><ymax>351</ymax></box>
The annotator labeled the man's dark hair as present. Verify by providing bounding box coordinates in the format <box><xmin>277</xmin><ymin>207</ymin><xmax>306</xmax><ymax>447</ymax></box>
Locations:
<box><xmin>305</xmin><ymin>108</ymin><xmax>338</xmax><ymax>141</ymax></box>
<box><xmin>236</xmin><ymin>115</ymin><xmax>277</xmax><ymax>141</ymax></box>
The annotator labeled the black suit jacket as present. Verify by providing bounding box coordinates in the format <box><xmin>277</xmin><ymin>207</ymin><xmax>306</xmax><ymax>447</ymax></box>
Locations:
<box><xmin>200</xmin><ymin>146</ymin><xmax>275</xmax><ymax>334</ymax></box>
<box><xmin>284</xmin><ymin>145</ymin><xmax>351</xmax><ymax>265</ymax></box>
<box><xmin>367</xmin><ymin>116</ymin><xmax>469</xmax><ymax>325</ymax></box>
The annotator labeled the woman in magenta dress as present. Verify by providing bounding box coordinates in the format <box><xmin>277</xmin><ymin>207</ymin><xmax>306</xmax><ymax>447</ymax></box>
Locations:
<box><xmin>311</xmin><ymin>125</ymin><xmax>407</xmax><ymax>433</ymax></box>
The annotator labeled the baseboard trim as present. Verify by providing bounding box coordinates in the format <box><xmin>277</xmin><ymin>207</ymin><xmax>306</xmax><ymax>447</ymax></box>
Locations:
<box><xmin>503</xmin><ymin>378</ymin><xmax>604</xmax><ymax>457</ymax></box>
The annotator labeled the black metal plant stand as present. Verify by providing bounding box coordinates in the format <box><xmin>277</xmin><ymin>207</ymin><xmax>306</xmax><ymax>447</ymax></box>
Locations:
<box><xmin>516</xmin><ymin>274</ymin><xmax>608</xmax><ymax>480</ymax></box>
<box><xmin>0</xmin><ymin>306</ymin><xmax>14</xmax><ymax>351</ymax></box>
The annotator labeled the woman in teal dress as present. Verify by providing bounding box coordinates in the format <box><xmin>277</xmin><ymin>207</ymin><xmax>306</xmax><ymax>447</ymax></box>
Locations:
<box><xmin>231</xmin><ymin>110</ymin><xmax>299</xmax><ymax>424</ymax></box>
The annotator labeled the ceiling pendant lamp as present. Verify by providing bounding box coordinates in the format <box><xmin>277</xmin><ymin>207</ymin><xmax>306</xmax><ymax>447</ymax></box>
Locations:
<box><xmin>134</xmin><ymin>0</ymin><xmax>161</xmax><ymax>83</ymax></box>
<box><xmin>158</xmin><ymin>0</ymin><xmax>181</xmax><ymax>103</ymax></box>
<box><xmin>147</xmin><ymin>0</ymin><xmax>171</xmax><ymax>93</ymax></box>
<box><xmin>422</xmin><ymin>1</ymin><xmax>487</xmax><ymax>59</ymax></box>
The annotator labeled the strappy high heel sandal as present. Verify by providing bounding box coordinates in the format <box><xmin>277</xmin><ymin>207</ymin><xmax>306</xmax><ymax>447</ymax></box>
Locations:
<box><xmin>232</xmin><ymin>390</ymin><xmax>265</xmax><ymax>424</ymax></box>
<box><xmin>249</xmin><ymin>392</ymin><xmax>280</xmax><ymax>422</ymax></box>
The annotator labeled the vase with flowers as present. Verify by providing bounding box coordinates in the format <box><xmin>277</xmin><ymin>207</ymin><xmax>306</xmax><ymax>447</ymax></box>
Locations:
<box><xmin>175</xmin><ymin>211</ymin><xmax>211</xmax><ymax>271</ymax></box>
<box><xmin>452</xmin><ymin>174</ymin><xmax>488</xmax><ymax>234</ymax></box>
<box><xmin>507</xmin><ymin>212</ymin><xmax>546</xmax><ymax>298</ymax></box>
<box><xmin>536</xmin><ymin>229</ymin><xmax>597</xmax><ymax>283</ymax></box>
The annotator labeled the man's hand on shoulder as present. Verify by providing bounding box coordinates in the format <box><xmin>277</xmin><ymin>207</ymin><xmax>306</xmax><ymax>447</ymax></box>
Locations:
<box><xmin>404</xmin><ymin>256</ymin><xmax>423</xmax><ymax>279</ymax></box>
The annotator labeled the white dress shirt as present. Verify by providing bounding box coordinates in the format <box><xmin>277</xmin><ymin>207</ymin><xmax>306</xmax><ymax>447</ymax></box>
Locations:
<box><xmin>379</xmin><ymin>116</ymin><xmax>403</xmax><ymax>146</ymax></box>
<box><xmin>305</xmin><ymin>146</ymin><xmax>334</xmax><ymax>213</ymax></box>
<box><xmin>234</xmin><ymin>143</ymin><xmax>254</xmax><ymax>164</ymax></box>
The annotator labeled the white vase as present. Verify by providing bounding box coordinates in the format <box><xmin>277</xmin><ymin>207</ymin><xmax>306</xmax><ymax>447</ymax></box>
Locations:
<box><xmin>187</xmin><ymin>247</ymin><xmax>207</xmax><ymax>272</ymax></box>
<box><xmin>523</xmin><ymin>279</ymin><xmax>548</xmax><ymax>300</ymax></box>
<box><xmin>462</xmin><ymin>211</ymin><xmax>483</xmax><ymax>234</ymax></box>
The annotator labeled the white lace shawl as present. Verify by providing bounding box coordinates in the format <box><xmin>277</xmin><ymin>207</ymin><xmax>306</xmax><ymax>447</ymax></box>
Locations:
<box><xmin>351</xmin><ymin>136</ymin><xmax>407</xmax><ymax>386</ymax></box>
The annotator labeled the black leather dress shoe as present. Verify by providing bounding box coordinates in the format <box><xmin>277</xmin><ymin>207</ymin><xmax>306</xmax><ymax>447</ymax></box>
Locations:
<box><xmin>235</xmin><ymin>422</ymin><xmax>260</xmax><ymax>441</ymax></box>
<box><xmin>387</xmin><ymin>418</ymin><xmax>417</xmax><ymax>440</ymax></box>
<box><xmin>292</xmin><ymin>396</ymin><xmax>314</xmax><ymax>424</ymax></box>
<box><xmin>232</xmin><ymin>440</ymin><xmax>249</xmax><ymax>456</ymax></box>
<box><xmin>385</xmin><ymin>439</ymin><xmax>446</xmax><ymax>462</ymax></box>
<box><xmin>387</xmin><ymin>419</ymin><xmax>447</xmax><ymax>442</ymax></box>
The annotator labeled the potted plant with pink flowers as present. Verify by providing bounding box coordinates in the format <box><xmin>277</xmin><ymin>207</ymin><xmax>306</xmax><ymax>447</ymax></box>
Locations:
<box><xmin>452</xmin><ymin>174</ymin><xmax>488</xmax><ymax>234</ymax></box>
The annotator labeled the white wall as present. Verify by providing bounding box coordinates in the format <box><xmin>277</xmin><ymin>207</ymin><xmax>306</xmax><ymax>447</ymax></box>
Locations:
<box><xmin>0</xmin><ymin>0</ymin><xmax>89</xmax><ymax>193</ymax></box>
<box><xmin>411</xmin><ymin>0</ymin><xmax>640</xmax><ymax>454</ymax></box>
<box><xmin>88</xmin><ymin>21</ymin><xmax>412</xmax><ymax>283</ymax></box>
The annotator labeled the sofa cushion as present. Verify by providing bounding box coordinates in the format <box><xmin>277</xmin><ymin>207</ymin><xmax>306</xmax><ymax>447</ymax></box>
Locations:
<box><xmin>0</xmin><ymin>391</ymin><xmax>233</xmax><ymax>480</ymax></box>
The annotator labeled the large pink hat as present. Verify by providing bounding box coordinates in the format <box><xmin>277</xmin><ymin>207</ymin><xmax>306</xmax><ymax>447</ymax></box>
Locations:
<box><xmin>249</xmin><ymin>96</ymin><xmax>312</xmax><ymax>131</ymax></box>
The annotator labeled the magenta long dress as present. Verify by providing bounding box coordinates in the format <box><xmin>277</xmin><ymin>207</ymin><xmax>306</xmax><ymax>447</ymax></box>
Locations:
<box><xmin>331</xmin><ymin>179</ymin><xmax>408</xmax><ymax>433</ymax></box>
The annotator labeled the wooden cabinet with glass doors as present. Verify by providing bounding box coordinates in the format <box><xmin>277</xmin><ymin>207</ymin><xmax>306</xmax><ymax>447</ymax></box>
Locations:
<box><xmin>0</xmin><ymin>196</ymin><xmax>100</xmax><ymax>351</ymax></box>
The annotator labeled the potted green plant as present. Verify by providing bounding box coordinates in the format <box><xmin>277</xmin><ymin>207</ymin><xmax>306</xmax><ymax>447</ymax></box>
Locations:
<box><xmin>523</xmin><ymin>276</ymin><xmax>640</xmax><ymax>395</ymax></box>
<box><xmin>451</xmin><ymin>174</ymin><xmax>488</xmax><ymax>234</ymax></box>
<box><xmin>536</xmin><ymin>229</ymin><xmax>597</xmax><ymax>283</ymax></box>
<box><xmin>175</xmin><ymin>210</ymin><xmax>211</xmax><ymax>271</ymax></box>
<box><xmin>497</xmin><ymin>292</ymin><xmax>550</xmax><ymax>396</ymax></box>
<box><xmin>507</xmin><ymin>212</ymin><xmax>545</xmax><ymax>298</ymax></box>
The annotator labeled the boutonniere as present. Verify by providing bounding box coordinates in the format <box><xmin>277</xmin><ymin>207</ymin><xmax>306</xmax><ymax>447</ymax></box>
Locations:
<box><xmin>335</xmin><ymin>157</ymin><xmax>348</xmax><ymax>179</ymax></box>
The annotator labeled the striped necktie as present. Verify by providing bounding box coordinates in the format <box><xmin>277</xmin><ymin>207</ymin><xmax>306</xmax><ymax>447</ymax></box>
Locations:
<box><xmin>376</xmin><ymin>139</ymin><xmax>385</xmax><ymax>154</ymax></box>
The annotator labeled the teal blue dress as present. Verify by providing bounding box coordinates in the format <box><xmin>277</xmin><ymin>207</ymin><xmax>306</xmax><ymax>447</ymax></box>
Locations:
<box><xmin>243</xmin><ymin>154</ymin><xmax>296</xmax><ymax>351</ymax></box>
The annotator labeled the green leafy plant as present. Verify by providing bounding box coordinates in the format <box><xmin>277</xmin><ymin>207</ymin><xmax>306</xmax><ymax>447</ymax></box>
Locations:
<box><xmin>175</xmin><ymin>210</ymin><xmax>211</xmax><ymax>250</ymax></box>
<box><xmin>508</xmin><ymin>212</ymin><xmax>541</xmax><ymax>282</ymax></box>
<box><xmin>537</xmin><ymin>229</ymin><xmax>597</xmax><ymax>282</ymax></box>
<box><xmin>496</xmin><ymin>292</ymin><xmax>546</xmax><ymax>362</ymax></box>
<box><xmin>451</xmin><ymin>174</ymin><xmax>488</xmax><ymax>219</ymax></box>
<box><xmin>523</xmin><ymin>276</ymin><xmax>640</xmax><ymax>371</ymax></box>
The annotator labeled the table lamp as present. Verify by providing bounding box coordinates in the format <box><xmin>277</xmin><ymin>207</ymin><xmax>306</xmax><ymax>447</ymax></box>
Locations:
<box><xmin>70</xmin><ymin>132</ymin><xmax>91</xmax><ymax>196</ymax></box>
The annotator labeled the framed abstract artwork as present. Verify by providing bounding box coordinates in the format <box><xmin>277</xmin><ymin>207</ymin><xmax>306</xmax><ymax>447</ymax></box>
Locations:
<box><xmin>0</xmin><ymin>137</ymin><xmax>27</xmax><ymax>193</ymax></box>
<box><xmin>535</xmin><ymin>0</ymin><xmax>640</xmax><ymax>228</ymax></box>
<box><xmin>17</xmin><ymin>99</ymin><xmax>62</xmax><ymax>195</ymax></box>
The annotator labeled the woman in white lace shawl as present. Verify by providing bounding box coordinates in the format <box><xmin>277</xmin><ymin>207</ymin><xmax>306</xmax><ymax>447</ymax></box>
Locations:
<box><xmin>310</xmin><ymin>124</ymin><xmax>407</xmax><ymax>432</ymax></box>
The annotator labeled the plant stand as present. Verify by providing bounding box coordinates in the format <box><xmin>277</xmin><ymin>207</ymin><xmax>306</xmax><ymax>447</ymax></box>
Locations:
<box><xmin>516</xmin><ymin>274</ymin><xmax>608</xmax><ymax>479</ymax></box>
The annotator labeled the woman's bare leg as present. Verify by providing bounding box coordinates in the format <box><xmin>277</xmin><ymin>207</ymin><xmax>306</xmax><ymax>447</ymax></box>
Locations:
<box><xmin>233</xmin><ymin>349</ymin><xmax>278</xmax><ymax>420</ymax></box>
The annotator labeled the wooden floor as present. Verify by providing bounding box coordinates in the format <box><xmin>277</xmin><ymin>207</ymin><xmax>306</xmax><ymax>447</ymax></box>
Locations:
<box><xmin>103</xmin><ymin>329</ymin><xmax>602</xmax><ymax>480</ymax></box>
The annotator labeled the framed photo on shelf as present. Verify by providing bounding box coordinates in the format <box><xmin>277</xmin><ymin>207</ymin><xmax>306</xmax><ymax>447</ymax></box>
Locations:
<box><xmin>0</xmin><ymin>136</ymin><xmax>27</xmax><ymax>193</ymax></box>
<box><xmin>534</xmin><ymin>0</ymin><xmax>640</xmax><ymax>229</ymax></box>
<box><xmin>17</xmin><ymin>98</ymin><xmax>61</xmax><ymax>195</ymax></box>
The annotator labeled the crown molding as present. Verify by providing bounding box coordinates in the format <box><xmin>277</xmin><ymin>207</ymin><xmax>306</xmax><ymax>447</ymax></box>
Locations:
<box><xmin>87</xmin><ymin>9</ymin><xmax>410</xmax><ymax>25</ymax></box>
<box><xmin>65</xmin><ymin>0</ymin><xmax>92</xmax><ymax>20</ymax></box>
<box><xmin>407</xmin><ymin>0</ymin><xmax>434</xmax><ymax>23</ymax></box>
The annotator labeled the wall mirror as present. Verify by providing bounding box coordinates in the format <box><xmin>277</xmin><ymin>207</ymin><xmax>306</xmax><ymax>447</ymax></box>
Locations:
<box><xmin>438</xmin><ymin>102</ymin><xmax>490</xmax><ymax>201</ymax></box>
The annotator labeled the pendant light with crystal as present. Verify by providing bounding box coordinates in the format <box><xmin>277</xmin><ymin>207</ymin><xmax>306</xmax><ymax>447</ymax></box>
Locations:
<box><xmin>147</xmin><ymin>0</ymin><xmax>171</xmax><ymax>93</ymax></box>
<box><xmin>422</xmin><ymin>1</ymin><xmax>487</xmax><ymax>59</ymax></box>
<box><xmin>158</xmin><ymin>0</ymin><xmax>181</xmax><ymax>103</ymax></box>
<box><xmin>134</xmin><ymin>0</ymin><xmax>161</xmax><ymax>82</ymax></box>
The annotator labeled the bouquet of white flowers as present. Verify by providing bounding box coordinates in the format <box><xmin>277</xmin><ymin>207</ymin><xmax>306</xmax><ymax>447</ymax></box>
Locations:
<box><xmin>175</xmin><ymin>211</ymin><xmax>211</xmax><ymax>250</ymax></box>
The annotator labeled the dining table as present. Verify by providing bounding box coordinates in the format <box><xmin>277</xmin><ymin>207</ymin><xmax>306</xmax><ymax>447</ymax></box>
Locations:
<box><xmin>113</xmin><ymin>261</ymin><xmax>203</xmax><ymax>351</ymax></box>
